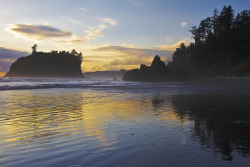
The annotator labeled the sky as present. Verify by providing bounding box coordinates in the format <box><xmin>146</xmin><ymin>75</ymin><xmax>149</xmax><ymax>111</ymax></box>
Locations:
<box><xmin>0</xmin><ymin>0</ymin><xmax>249</xmax><ymax>76</ymax></box>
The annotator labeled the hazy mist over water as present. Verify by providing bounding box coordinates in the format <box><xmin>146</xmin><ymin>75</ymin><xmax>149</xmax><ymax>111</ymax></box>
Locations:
<box><xmin>1</xmin><ymin>78</ymin><xmax>250</xmax><ymax>166</ymax></box>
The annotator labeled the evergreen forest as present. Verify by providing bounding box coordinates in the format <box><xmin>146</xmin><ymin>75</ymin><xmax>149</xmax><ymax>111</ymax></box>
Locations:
<box><xmin>167</xmin><ymin>6</ymin><xmax>250</xmax><ymax>78</ymax></box>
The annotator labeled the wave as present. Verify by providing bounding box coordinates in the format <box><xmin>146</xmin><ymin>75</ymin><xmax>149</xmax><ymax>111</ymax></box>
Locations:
<box><xmin>1</xmin><ymin>77</ymin><xmax>250</xmax><ymax>95</ymax></box>
<box><xmin>0</xmin><ymin>77</ymin><xmax>153</xmax><ymax>91</ymax></box>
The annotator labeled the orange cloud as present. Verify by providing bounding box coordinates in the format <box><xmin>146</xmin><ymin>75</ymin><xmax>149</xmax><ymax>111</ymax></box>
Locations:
<box><xmin>83</xmin><ymin>44</ymin><xmax>174</xmax><ymax>72</ymax></box>
<box><xmin>109</xmin><ymin>57</ymin><xmax>152</xmax><ymax>66</ymax></box>
<box><xmin>157</xmin><ymin>38</ymin><xmax>191</xmax><ymax>51</ymax></box>
<box><xmin>0</xmin><ymin>72</ymin><xmax>6</xmax><ymax>77</ymax></box>
<box><xmin>92</xmin><ymin>45</ymin><xmax>173</xmax><ymax>58</ymax></box>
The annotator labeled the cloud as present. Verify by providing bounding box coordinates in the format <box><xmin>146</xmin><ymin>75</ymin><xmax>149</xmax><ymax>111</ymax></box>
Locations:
<box><xmin>157</xmin><ymin>38</ymin><xmax>191</xmax><ymax>51</ymax></box>
<box><xmin>69</xmin><ymin>19</ymin><xmax>87</xmax><ymax>27</ymax></box>
<box><xmin>87</xmin><ymin>44</ymin><xmax>173</xmax><ymax>72</ymax></box>
<box><xmin>101</xmin><ymin>18</ymin><xmax>117</xmax><ymax>26</ymax></box>
<box><xmin>84</xmin><ymin>59</ymin><xmax>103</xmax><ymax>63</ymax></box>
<box><xmin>85</xmin><ymin>55</ymin><xmax>166</xmax><ymax>72</ymax></box>
<box><xmin>9</xmin><ymin>24</ymin><xmax>72</xmax><ymax>39</ymax></box>
<box><xmin>180</xmin><ymin>22</ymin><xmax>188</xmax><ymax>27</ymax></box>
<box><xmin>0</xmin><ymin>47</ymin><xmax>29</xmax><ymax>59</ymax></box>
<box><xmin>87</xmin><ymin>39</ymin><xmax>192</xmax><ymax>72</ymax></box>
<box><xmin>84</xmin><ymin>55</ymin><xmax>127</xmax><ymax>59</ymax></box>
<box><xmin>0</xmin><ymin>72</ymin><xmax>6</xmax><ymax>77</ymax></box>
<box><xmin>109</xmin><ymin>57</ymin><xmax>152</xmax><ymax>66</ymax></box>
<box><xmin>0</xmin><ymin>58</ymin><xmax>14</xmax><ymax>72</ymax></box>
<box><xmin>84</xmin><ymin>38</ymin><xmax>191</xmax><ymax>72</ymax></box>
<box><xmin>83</xmin><ymin>65</ymin><xmax>121</xmax><ymax>72</ymax></box>
<box><xmin>56</xmin><ymin>25</ymin><xmax>105</xmax><ymax>43</ymax></box>
<box><xmin>57</xmin><ymin>18</ymin><xmax>117</xmax><ymax>43</ymax></box>
<box><xmin>121</xmin><ymin>43</ymin><xmax>138</xmax><ymax>48</ymax></box>
<box><xmin>92</xmin><ymin>45</ymin><xmax>173</xmax><ymax>58</ymax></box>
<box><xmin>0</xmin><ymin>47</ymin><xmax>29</xmax><ymax>72</ymax></box>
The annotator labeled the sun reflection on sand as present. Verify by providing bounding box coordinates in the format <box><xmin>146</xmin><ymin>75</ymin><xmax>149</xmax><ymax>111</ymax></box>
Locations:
<box><xmin>0</xmin><ymin>90</ymin><xmax>182</xmax><ymax>148</ymax></box>
<box><xmin>1</xmin><ymin>89</ymin><xmax>250</xmax><ymax>166</ymax></box>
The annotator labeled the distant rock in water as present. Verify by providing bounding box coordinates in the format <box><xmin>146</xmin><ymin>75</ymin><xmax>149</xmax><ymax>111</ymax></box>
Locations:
<box><xmin>5</xmin><ymin>52</ymin><xmax>83</xmax><ymax>78</ymax></box>
<box><xmin>122</xmin><ymin>55</ymin><xmax>173</xmax><ymax>82</ymax></box>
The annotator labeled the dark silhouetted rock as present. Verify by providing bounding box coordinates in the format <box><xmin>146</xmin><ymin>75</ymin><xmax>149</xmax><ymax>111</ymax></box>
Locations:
<box><xmin>122</xmin><ymin>55</ymin><xmax>173</xmax><ymax>82</ymax></box>
<box><xmin>5</xmin><ymin>52</ymin><xmax>83</xmax><ymax>78</ymax></box>
<box><xmin>123</xmin><ymin>69</ymin><xmax>141</xmax><ymax>81</ymax></box>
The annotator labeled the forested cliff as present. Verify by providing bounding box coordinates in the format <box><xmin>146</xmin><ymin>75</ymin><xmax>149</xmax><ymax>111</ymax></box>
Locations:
<box><xmin>167</xmin><ymin>6</ymin><xmax>250</xmax><ymax>78</ymax></box>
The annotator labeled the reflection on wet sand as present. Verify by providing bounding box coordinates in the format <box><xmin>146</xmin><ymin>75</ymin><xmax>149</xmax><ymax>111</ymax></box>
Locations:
<box><xmin>171</xmin><ymin>94</ymin><xmax>250</xmax><ymax>160</ymax></box>
<box><xmin>1</xmin><ymin>90</ymin><xmax>250</xmax><ymax>166</ymax></box>
<box><xmin>0</xmin><ymin>91</ymin><xmax>85</xmax><ymax>145</ymax></box>
<box><xmin>0</xmin><ymin>91</ymin><xmax>177</xmax><ymax>147</ymax></box>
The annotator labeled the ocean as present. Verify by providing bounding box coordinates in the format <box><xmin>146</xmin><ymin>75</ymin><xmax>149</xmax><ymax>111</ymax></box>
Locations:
<box><xmin>1</xmin><ymin>77</ymin><xmax>250</xmax><ymax>167</ymax></box>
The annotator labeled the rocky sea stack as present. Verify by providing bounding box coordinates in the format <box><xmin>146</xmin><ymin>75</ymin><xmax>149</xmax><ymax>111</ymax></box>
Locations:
<box><xmin>5</xmin><ymin>51</ymin><xmax>83</xmax><ymax>78</ymax></box>
<box><xmin>122</xmin><ymin>55</ymin><xmax>173</xmax><ymax>82</ymax></box>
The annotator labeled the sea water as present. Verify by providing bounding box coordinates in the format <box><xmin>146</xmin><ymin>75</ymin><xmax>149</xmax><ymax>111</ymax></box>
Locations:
<box><xmin>1</xmin><ymin>77</ymin><xmax>250</xmax><ymax>167</ymax></box>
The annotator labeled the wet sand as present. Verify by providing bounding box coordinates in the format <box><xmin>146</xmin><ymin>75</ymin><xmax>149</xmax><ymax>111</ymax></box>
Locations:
<box><xmin>1</xmin><ymin>86</ymin><xmax>250</xmax><ymax>167</ymax></box>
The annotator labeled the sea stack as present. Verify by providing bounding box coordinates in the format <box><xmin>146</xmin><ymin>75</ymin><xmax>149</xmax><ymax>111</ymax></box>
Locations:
<box><xmin>5</xmin><ymin>51</ymin><xmax>83</xmax><ymax>78</ymax></box>
<box><xmin>122</xmin><ymin>55</ymin><xmax>172</xmax><ymax>82</ymax></box>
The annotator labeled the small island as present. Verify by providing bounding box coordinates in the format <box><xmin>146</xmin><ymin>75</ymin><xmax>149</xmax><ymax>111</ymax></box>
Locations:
<box><xmin>5</xmin><ymin>45</ymin><xmax>83</xmax><ymax>78</ymax></box>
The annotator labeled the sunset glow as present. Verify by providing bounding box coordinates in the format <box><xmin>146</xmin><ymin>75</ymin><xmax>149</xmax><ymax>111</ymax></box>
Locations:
<box><xmin>0</xmin><ymin>0</ymin><xmax>249</xmax><ymax>73</ymax></box>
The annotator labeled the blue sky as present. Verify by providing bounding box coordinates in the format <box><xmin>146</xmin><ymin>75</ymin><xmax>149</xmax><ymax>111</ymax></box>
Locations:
<box><xmin>0</xmin><ymin>0</ymin><xmax>249</xmax><ymax>74</ymax></box>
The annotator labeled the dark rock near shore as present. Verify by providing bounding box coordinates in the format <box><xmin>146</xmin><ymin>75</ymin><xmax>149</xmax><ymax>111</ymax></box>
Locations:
<box><xmin>122</xmin><ymin>55</ymin><xmax>173</xmax><ymax>82</ymax></box>
<box><xmin>5</xmin><ymin>52</ymin><xmax>83</xmax><ymax>78</ymax></box>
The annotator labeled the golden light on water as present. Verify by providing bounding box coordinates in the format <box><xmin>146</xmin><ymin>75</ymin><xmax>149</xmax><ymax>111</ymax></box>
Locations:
<box><xmin>1</xmin><ymin>88</ymin><xmax>250</xmax><ymax>167</ymax></box>
<box><xmin>0</xmin><ymin>90</ymin><xmax>184</xmax><ymax>148</ymax></box>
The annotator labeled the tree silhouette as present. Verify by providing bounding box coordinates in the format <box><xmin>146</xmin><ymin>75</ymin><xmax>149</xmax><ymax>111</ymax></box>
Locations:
<box><xmin>169</xmin><ymin>6</ymin><xmax>250</xmax><ymax>78</ymax></box>
<box><xmin>218</xmin><ymin>5</ymin><xmax>234</xmax><ymax>33</ymax></box>
<box><xmin>31</xmin><ymin>44</ymin><xmax>38</xmax><ymax>54</ymax></box>
<box><xmin>71</xmin><ymin>49</ymin><xmax>78</xmax><ymax>56</ymax></box>
<box><xmin>78</xmin><ymin>52</ymin><xmax>83</xmax><ymax>61</ymax></box>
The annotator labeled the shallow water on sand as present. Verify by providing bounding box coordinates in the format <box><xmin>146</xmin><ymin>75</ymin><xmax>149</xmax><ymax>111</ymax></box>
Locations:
<box><xmin>1</xmin><ymin>86</ymin><xmax>250</xmax><ymax>167</ymax></box>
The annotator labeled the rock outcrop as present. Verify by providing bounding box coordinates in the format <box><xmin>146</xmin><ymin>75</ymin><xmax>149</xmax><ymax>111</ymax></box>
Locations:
<box><xmin>5</xmin><ymin>52</ymin><xmax>83</xmax><ymax>78</ymax></box>
<box><xmin>122</xmin><ymin>55</ymin><xmax>173</xmax><ymax>82</ymax></box>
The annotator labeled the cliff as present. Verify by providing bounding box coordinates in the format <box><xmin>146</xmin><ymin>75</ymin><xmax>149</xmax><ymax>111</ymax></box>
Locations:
<box><xmin>122</xmin><ymin>55</ymin><xmax>173</xmax><ymax>82</ymax></box>
<box><xmin>5</xmin><ymin>52</ymin><xmax>83</xmax><ymax>78</ymax></box>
